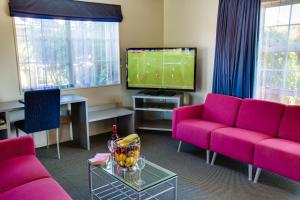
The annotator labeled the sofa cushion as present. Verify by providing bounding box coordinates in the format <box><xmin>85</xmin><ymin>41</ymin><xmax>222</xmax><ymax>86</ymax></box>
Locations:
<box><xmin>177</xmin><ymin>119</ymin><xmax>227</xmax><ymax>149</ymax></box>
<box><xmin>0</xmin><ymin>136</ymin><xmax>35</xmax><ymax>162</ymax></box>
<box><xmin>172</xmin><ymin>104</ymin><xmax>204</xmax><ymax>139</ymax></box>
<box><xmin>202</xmin><ymin>93</ymin><xmax>241</xmax><ymax>126</ymax></box>
<box><xmin>278</xmin><ymin>106</ymin><xmax>300</xmax><ymax>143</ymax></box>
<box><xmin>254</xmin><ymin>138</ymin><xmax>300</xmax><ymax>182</ymax></box>
<box><xmin>236</xmin><ymin>99</ymin><xmax>285</xmax><ymax>137</ymax></box>
<box><xmin>0</xmin><ymin>155</ymin><xmax>50</xmax><ymax>193</ymax></box>
<box><xmin>211</xmin><ymin>127</ymin><xmax>272</xmax><ymax>164</ymax></box>
<box><xmin>0</xmin><ymin>178</ymin><xmax>71</xmax><ymax>200</ymax></box>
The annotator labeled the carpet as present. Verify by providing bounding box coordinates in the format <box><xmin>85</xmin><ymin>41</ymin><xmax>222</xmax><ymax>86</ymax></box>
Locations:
<box><xmin>38</xmin><ymin>132</ymin><xmax>300</xmax><ymax>200</ymax></box>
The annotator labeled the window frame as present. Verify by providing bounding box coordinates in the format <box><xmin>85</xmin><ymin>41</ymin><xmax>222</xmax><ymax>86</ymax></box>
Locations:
<box><xmin>255</xmin><ymin>1</ymin><xmax>300</xmax><ymax>103</ymax></box>
<box><xmin>12</xmin><ymin>17</ymin><xmax>122</xmax><ymax>93</ymax></box>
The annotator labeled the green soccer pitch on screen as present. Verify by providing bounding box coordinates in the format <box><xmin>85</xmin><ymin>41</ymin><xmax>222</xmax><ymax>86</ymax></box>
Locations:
<box><xmin>126</xmin><ymin>48</ymin><xmax>196</xmax><ymax>91</ymax></box>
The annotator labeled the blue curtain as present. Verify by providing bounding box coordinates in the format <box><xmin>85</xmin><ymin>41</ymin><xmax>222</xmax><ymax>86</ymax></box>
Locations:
<box><xmin>212</xmin><ymin>0</ymin><xmax>261</xmax><ymax>98</ymax></box>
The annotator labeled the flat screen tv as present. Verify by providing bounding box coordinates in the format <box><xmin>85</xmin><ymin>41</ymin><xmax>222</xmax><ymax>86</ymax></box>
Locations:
<box><xmin>126</xmin><ymin>48</ymin><xmax>197</xmax><ymax>91</ymax></box>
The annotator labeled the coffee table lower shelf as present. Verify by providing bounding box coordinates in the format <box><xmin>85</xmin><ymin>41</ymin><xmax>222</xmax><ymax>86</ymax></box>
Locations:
<box><xmin>88</xmin><ymin>161</ymin><xmax>177</xmax><ymax>200</ymax></box>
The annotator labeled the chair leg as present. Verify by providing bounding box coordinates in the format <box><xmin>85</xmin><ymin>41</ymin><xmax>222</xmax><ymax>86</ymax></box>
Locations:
<box><xmin>32</xmin><ymin>134</ymin><xmax>36</xmax><ymax>148</ymax></box>
<box><xmin>254</xmin><ymin>168</ymin><xmax>262</xmax><ymax>183</ymax></box>
<box><xmin>211</xmin><ymin>152</ymin><xmax>217</xmax><ymax>166</ymax></box>
<box><xmin>16</xmin><ymin>129</ymin><xmax>19</xmax><ymax>137</ymax></box>
<box><xmin>55</xmin><ymin>128</ymin><xmax>60</xmax><ymax>160</ymax></box>
<box><xmin>206</xmin><ymin>150</ymin><xmax>210</xmax><ymax>164</ymax></box>
<box><xmin>177</xmin><ymin>141</ymin><xmax>182</xmax><ymax>152</ymax></box>
<box><xmin>46</xmin><ymin>130</ymin><xmax>49</xmax><ymax>149</ymax></box>
<box><xmin>248</xmin><ymin>164</ymin><xmax>253</xmax><ymax>181</ymax></box>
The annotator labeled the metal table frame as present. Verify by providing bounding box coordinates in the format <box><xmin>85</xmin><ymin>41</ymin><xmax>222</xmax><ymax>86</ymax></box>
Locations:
<box><xmin>88</xmin><ymin>162</ymin><xmax>177</xmax><ymax>200</ymax></box>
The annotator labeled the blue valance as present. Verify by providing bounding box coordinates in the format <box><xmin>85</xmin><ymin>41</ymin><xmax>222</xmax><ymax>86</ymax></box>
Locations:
<box><xmin>9</xmin><ymin>0</ymin><xmax>123</xmax><ymax>22</ymax></box>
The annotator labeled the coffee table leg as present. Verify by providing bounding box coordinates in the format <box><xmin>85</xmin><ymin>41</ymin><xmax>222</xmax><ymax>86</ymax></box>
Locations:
<box><xmin>174</xmin><ymin>177</ymin><xmax>178</xmax><ymax>200</ymax></box>
<box><xmin>88</xmin><ymin>162</ymin><xmax>93</xmax><ymax>200</ymax></box>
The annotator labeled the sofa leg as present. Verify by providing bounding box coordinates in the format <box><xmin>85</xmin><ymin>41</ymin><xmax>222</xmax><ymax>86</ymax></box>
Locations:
<box><xmin>254</xmin><ymin>168</ymin><xmax>262</xmax><ymax>183</ymax></box>
<box><xmin>211</xmin><ymin>152</ymin><xmax>217</xmax><ymax>165</ymax></box>
<box><xmin>206</xmin><ymin>150</ymin><xmax>210</xmax><ymax>164</ymax></box>
<box><xmin>248</xmin><ymin>164</ymin><xmax>253</xmax><ymax>181</ymax></box>
<box><xmin>16</xmin><ymin>129</ymin><xmax>19</xmax><ymax>137</ymax></box>
<box><xmin>177</xmin><ymin>141</ymin><xmax>182</xmax><ymax>152</ymax></box>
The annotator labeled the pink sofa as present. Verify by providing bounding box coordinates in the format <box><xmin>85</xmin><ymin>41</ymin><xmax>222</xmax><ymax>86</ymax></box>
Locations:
<box><xmin>173</xmin><ymin>93</ymin><xmax>300</xmax><ymax>183</ymax></box>
<box><xmin>0</xmin><ymin>136</ymin><xmax>71</xmax><ymax>200</ymax></box>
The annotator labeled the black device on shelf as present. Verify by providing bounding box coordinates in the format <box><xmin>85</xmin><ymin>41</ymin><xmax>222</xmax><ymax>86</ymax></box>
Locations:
<box><xmin>138</xmin><ymin>90</ymin><xmax>177</xmax><ymax>96</ymax></box>
<box><xmin>126</xmin><ymin>47</ymin><xmax>197</xmax><ymax>92</ymax></box>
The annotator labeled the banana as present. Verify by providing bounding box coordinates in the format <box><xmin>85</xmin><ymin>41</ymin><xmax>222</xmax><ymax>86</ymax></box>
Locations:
<box><xmin>117</xmin><ymin>134</ymin><xmax>140</xmax><ymax>146</ymax></box>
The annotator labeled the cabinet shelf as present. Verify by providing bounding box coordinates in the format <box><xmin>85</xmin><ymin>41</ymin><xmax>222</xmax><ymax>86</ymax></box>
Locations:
<box><xmin>0</xmin><ymin>125</ymin><xmax>6</xmax><ymax>131</ymax></box>
<box><xmin>136</xmin><ymin>120</ymin><xmax>172</xmax><ymax>131</ymax></box>
<box><xmin>135</xmin><ymin>108</ymin><xmax>173</xmax><ymax>112</ymax></box>
<box><xmin>0</xmin><ymin>119</ymin><xmax>6</xmax><ymax>131</ymax></box>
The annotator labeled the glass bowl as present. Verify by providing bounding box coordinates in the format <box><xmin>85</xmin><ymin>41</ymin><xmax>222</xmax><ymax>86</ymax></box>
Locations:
<box><xmin>113</xmin><ymin>138</ymin><xmax>141</xmax><ymax>170</ymax></box>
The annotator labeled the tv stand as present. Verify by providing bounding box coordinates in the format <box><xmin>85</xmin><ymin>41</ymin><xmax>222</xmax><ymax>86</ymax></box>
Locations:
<box><xmin>133</xmin><ymin>93</ymin><xmax>183</xmax><ymax>131</ymax></box>
<box><xmin>139</xmin><ymin>90</ymin><xmax>177</xmax><ymax>97</ymax></box>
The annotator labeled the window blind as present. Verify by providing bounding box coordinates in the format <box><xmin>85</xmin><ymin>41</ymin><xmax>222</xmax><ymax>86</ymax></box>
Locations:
<box><xmin>9</xmin><ymin>0</ymin><xmax>123</xmax><ymax>22</ymax></box>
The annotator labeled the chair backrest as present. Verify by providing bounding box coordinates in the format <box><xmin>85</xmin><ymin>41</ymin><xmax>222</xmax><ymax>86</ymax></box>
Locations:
<box><xmin>24</xmin><ymin>89</ymin><xmax>60</xmax><ymax>133</ymax></box>
<box><xmin>236</xmin><ymin>99</ymin><xmax>285</xmax><ymax>136</ymax></box>
<box><xmin>202</xmin><ymin>93</ymin><xmax>242</xmax><ymax>126</ymax></box>
<box><xmin>278</xmin><ymin>106</ymin><xmax>300</xmax><ymax>142</ymax></box>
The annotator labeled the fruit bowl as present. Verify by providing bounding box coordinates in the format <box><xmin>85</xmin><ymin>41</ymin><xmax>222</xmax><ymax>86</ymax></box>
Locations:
<box><xmin>113</xmin><ymin>134</ymin><xmax>141</xmax><ymax>170</ymax></box>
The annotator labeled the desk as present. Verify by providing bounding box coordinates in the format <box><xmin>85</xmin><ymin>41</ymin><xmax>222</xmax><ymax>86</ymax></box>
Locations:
<box><xmin>0</xmin><ymin>95</ymin><xmax>90</xmax><ymax>150</ymax></box>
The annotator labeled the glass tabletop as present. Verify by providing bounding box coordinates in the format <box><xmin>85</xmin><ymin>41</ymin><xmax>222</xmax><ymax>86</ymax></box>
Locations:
<box><xmin>91</xmin><ymin>160</ymin><xmax>177</xmax><ymax>192</ymax></box>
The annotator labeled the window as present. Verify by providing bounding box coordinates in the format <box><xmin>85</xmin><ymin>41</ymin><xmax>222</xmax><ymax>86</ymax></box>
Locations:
<box><xmin>256</xmin><ymin>1</ymin><xmax>300</xmax><ymax>105</ymax></box>
<box><xmin>14</xmin><ymin>17</ymin><xmax>120</xmax><ymax>90</ymax></box>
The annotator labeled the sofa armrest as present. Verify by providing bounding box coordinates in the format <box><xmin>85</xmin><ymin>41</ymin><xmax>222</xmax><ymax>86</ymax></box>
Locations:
<box><xmin>0</xmin><ymin>136</ymin><xmax>35</xmax><ymax>162</ymax></box>
<box><xmin>172</xmin><ymin>104</ymin><xmax>204</xmax><ymax>139</ymax></box>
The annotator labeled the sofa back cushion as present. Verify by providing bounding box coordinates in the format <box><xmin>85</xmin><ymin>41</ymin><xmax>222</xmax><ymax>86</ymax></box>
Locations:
<box><xmin>202</xmin><ymin>93</ymin><xmax>241</xmax><ymax>126</ymax></box>
<box><xmin>236</xmin><ymin>99</ymin><xmax>285</xmax><ymax>136</ymax></box>
<box><xmin>278</xmin><ymin>106</ymin><xmax>300</xmax><ymax>142</ymax></box>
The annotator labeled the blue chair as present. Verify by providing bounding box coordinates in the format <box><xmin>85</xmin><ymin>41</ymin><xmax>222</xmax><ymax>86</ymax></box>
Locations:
<box><xmin>14</xmin><ymin>89</ymin><xmax>61</xmax><ymax>159</ymax></box>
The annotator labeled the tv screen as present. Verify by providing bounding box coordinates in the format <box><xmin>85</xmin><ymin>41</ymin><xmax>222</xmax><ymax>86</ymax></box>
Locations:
<box><xmin>126</xmin><ymin>48</ymin><xmax>197</xmax><ymax>91</ymax></box>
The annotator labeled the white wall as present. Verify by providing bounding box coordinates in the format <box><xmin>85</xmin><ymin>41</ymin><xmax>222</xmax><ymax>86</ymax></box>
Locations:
<box><xmin>164</xmin><ymin>0</ymin><xmax>219</xmax><ymax>103</ymax></box>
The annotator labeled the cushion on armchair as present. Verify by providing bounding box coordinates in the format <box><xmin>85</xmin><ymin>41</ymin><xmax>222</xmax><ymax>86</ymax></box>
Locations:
<box><xmin>172</xmin><ymin>104</ymin><xmax>204</xmax><ymax>139</ymax></box>
<box><xmin>236</xmin><ymin>99</ymin><xmax>285</xmax><ymax>137</ymax></box>
<box><xmin>278</xmin><ymin>105</ymin><xmax>300</xmax><ymax>142</ymax></box>
<box><xmin>0</xmin><ymin>136</ymin><xmax>35</xmax><ymax>162</ymax></box>
<box><xmin>211</xmin><ymin>127</ymin><xmax>272</xmax><ymax>164</ymax></box>
<box><xmin>177</xmin><ymin>119</ymin><xmax>227</xmax><ymax>149</ymax></box>
<box><xmin>0</xmin><ymin>155</ymin><xmax>50</xmax><ymax>193</ymax></box>
<box><xmin>0</xmin><ymin>178</ymin><xmax>72</xmax><ymax>200</ymax></box>
<box><xmin>202</xmin><ymin>93</ymin><xmax>241</xmax><ymax>126</ymax></box>
<box><xmin>254</xmin><ymin>138</ymin><xmax>300</xmax><ymax>182</ymax></box>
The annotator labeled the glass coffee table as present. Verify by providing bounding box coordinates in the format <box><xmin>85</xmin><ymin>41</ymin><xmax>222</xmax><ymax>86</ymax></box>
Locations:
<box><xmin>88</xmin><ymin>159</ymin><xmax>177</xmax><ymax>200</ymax></box>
